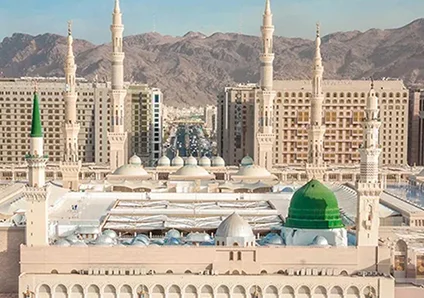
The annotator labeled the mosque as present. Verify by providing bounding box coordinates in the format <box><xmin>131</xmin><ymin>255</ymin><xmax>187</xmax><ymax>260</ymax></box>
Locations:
<box><xmin>3</xmin><ymin>1</ymin><xmax>424</xmax><ymax>298</ymax></box>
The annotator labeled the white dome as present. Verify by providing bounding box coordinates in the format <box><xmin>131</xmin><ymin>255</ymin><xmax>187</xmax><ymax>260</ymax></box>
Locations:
<box><xmin>173</xmin><ymin>165</ymin><xmax>211</xmax><ymax>177</ymax></box>
<box><xmin>212</xmin><ymin>156</ymin><xmax>225</xmax><ymax>167</ymax></box>
<box><xmin>112</xmin><ymin>164</ymin><xmax>149</xmax><ymax>176</ymax></box>
<box><xmin>310</xmin><ymin>236</ymin><xmax>329</xmax><ymax>247</ymax></box>
<box><xmin>129</xmin><ymin>154</ymin><xmax>142</xmax><ymax>165</ymax></box>
<box><xmin>172</xmin><ymin>155</ymin><xmax>184</xmax><ymax>167</ymax></box>
<box><xmin>102</xmin><ymin>229</ymin><xmax>118</xmax><ymax>239</ymax></box>
<box><xmin>241</xmin><ymin>156</ymin><xmax>254</xmax><ymax>166</ymax></box>
<box><xmin>186</xmin><ymin>232</ymin><xmax>211</xmax><ymax>242</ymax></box>
<box><xmin>199</xmin><ymin>156</ymin><xmax>211</xmax><ymax>167</ymax></box>
<box><xmin>158</xmin><ymin>155</ymin><xmax>171</xmax><ymax>167</ymax></box>
<box><xmin>93</xmin><ymin>235</ymin><xmax>114</xmax><ymax>246</ymax></box>
<box><xmin>185</xmin><ymin>156</ymin><xmax>198</xmax><ymax>166</ymax></box>
<box><xmin>233</xmin><ymin>165</ymin><xmax>272</xmax><ymax>178</ymax></box>
<box><xmin>216</xmin><ymin>213</ymin><xmax>254</xmax><ymax>238</ymax></box>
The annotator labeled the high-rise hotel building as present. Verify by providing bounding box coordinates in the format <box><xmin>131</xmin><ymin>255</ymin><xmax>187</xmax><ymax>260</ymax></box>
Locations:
<box><xmin>0</xmin><ymin>77</ymin><xmax>163</xmax><ymax>166</ymax></box>
<box><xmin>218</xmin><ymin>80</ymin><xmax>409</xmax><ymax>166</ymax></box>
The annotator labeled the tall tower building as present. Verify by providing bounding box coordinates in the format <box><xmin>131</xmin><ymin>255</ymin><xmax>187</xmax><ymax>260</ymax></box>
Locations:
<box><xmin>356</xmin><ymin>80</ymin><xmax>382</xmax><ymax>247</ymax></box>
<box><xmin>60</xmin><ymin>21</ymin><xmax>82</xmax><ymax>190</ymax></box>
<box><xmin>255</xmin><ymin>0</ymin><xmax>276</xmax><ymax>170</ymax></box>
<box><xmin>306</xmin><ymin>24</ymin><xmax>326</xmax><ymax>180</ymax></box>
<box><xmin>108</xmin><ymin>0</ymin><xmax>128</xmax><ymax>171</ymax></box>
<box><xmin>25</xmin><ymin>86</ymin><xmax>49</xmax><ymax>246</ymax></box>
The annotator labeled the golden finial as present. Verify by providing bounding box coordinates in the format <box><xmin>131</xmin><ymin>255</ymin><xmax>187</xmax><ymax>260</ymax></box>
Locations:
<box><xmin>68</xmin><ymin>20</ymin><xmax>72</xmax><ymax>36</ymax></box>
<box><xmin>370</xmin><ymin>77</ymin><xmax>374</xmax><ymax>89</ymax></box>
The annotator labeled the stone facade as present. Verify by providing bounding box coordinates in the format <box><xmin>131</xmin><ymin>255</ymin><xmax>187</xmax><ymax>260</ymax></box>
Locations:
<box><xmin>19</xmin><ymin>245</ymin><xmax>394</xmax><ymax>297</ymax></box>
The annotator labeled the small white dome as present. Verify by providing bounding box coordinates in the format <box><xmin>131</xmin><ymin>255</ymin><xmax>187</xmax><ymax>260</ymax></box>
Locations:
<box><xmin>310</xmin><ymin>236</ymin><xmax>329</xmax><ymax>247</ymax></box>
<box><xmin>241</xmin><ymin>156</ymin><xmax>254</xmax><ymax>167</ymax></box>
<box><xmin>173</xmin><ymin>165</ymin><xmax>211</xmax><ymax>177</ymax></box>
<box><xmin>212</xmin><ymin>156</ymin><xmax>225</xmax><ymax>167</ymax></box>
<box><xmin>129</xmin><ymin>154</ymin><xmax>142</xmax><ymax>165</ymax></box>
<box><xmin>216</xmin><ymin>213</ymin><xmax>254</xmax><ymax>238</ymax></box>
<box><xmin>112</xmin><ymin>163</ymin><xmax>149</xmax><ymax>177</ymax></box>
<box><xmin>185</xmin><ymin>156</ymin><xmax>198</xmax><ymax>166</ymax></box>
<box><xmin>102</xmin><ymin>229</ymin><xmax>118</xmax><ymax>239</ymax></box>
<box><xmin>233</xmin><ymin>165</ymin><xmax>272</xmax><ymax>178</ymax></box>
<box><xmin>93</xmin><ymin>235</ymin><xmax>114</xmax><ymax>246</ymax></box>
<box><xmin>166</xmin><ymin>229</ymin><xmax>181</xmax><ymax>239</ymax></box>
<box><xmin>158</xmin><ymin>155</ymin><xmax>171</xmax><ymax>167</ymax></box>
<box><xmin>172</xmin><ymin>155</ymin><xmax>184</xmax><ymax>167</ymax></box>
<box><xmin>199</xmin><ymin>156</ymin><xmax>211</xmax><ymax>167</ymax></box>
<box><xmin>185</xmin><ymin>232</ymin><xmax>211</xmax><ymax>242</ymax></box>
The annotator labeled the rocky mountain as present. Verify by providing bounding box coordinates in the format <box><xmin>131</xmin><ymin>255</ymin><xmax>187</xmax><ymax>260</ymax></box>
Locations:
<box><xmin>1</xmin><ymin>19</ymin><xmax>424</xmax><ymax>106</ymax></box>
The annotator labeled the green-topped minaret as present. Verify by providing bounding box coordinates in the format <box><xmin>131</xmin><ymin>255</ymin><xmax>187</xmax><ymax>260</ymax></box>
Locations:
<box><xmin>26</xmin><ymin>84</ymin><xmax>48</xmax><ymax>188</ymax></box>
<box><xmin>30</xmin><ymin>90</ymin><xmax>43</xmax><ymax>138</ymax></box>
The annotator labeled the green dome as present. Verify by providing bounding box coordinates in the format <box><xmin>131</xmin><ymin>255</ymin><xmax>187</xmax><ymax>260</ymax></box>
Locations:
<box><xmin>285</xmin><ymin>179</ymin><xmax>344</xmax><ymax>230</ymax></box>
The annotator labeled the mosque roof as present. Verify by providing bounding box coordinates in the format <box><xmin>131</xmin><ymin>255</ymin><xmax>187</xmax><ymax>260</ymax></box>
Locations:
<box><xmin>30</xmin><ymin>91</ymin><xmax>43</xmax><ymax>138</ymax></box>
<box><xmin>215</xmin><ymin>212</ymin><xmax>254</xmax><ymax>238</ymax></box>
<box><xmin>285</xmin><ymin>179</ymin><xmax>344</xmax><ymax>230</ymax></box>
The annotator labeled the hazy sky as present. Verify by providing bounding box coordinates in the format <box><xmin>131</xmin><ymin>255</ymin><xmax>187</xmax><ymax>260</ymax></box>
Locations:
<box><xmin>0</xmin><ymin>0</ymin><xmax>423</xmax><ymax>44</ymax></box>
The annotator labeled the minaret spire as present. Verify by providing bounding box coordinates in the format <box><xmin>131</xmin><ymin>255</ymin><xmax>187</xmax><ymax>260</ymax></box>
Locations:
<box><xmin>306</xmin><ymin>23</ymin><xmax>326</xmax><ymax>180</ymax></box>
<box><xmin>265</xmin><ymin>0</ymin><xmax>271</xmax><ymax>15</ymax></box>
<box><xmin>108</xmin><ymin>0</ymin><xmax>128</xmax><ymax>171</ymax></box>
<box><xmin>355</xmin><ymin>79</ymin><xmax>382</xmax><ymax>247</ymax></box>
<box><xmin>114</xmin><ymin>0</ymin><xmax>120</xmax><ymax>12</ymax></box>
<box><xmin>255</xmin><ymin>0</ymin><xmax>276</xmax><ymax>170</ymax></box>
<box><xmin>26</xmin><ymin>82</ymin><xmax>48</xmax><ymax>188</ymax></box>
<box><xmin>60</xmin><ymin>20</ymin><xmax>82</xmax><ymax>191</ymax></box>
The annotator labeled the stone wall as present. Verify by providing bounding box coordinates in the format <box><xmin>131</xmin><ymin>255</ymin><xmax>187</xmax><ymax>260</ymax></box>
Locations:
<box><xmin>0</xmin><ymin>227</ymin><xmax>24</xmax><ymax>294</ymax></box>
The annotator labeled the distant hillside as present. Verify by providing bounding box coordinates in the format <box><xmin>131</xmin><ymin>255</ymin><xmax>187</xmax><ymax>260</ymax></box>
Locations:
<box><xmin>2</xmin><ymin>19</ymin><xmax>424</xmax><ymax>106</ymax></box>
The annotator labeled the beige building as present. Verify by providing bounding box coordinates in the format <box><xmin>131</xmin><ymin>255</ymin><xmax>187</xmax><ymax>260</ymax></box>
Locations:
<box><xmin>204</xmin><ymin>105</ymin><xmax>217</xmax><ymax>136</ymax></box>
<box><xmin>218</xmin><ymin>80</ymin><xmax>409</xmax><ymax>167</ymax></box>
<box><xmin>0</xmin><ymin>78</ymin><xmax>162</xmax><ymax>166</ymax></box>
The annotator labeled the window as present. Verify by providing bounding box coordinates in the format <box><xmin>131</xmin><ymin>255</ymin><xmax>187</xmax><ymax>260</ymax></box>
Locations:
<box><xmin>237</xmin><ymin>251</ymin><xmax>242</xmax><ymax>261</ymax></box>
<box><xmin>229</xmin><ymin>252</ymin><xmax>234</xmax><ymax>261</ymax></box>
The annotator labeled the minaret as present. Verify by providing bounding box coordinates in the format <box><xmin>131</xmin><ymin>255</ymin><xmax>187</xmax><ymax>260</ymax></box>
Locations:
<box><xmin>60</xmin><ymin>21</ymin><xmax>82</xmax><ymax>191</ymax></box>
<box><xmin>356</xmin><ymin>79</ymin><xmax>382</xmax><ymax>247</ymax></box>
<box><xmin>306</xmin><ymin>23</ymin><xmax>326</xmax><ymax>180</ymax></box>
<box><xmin>26</xmin><ymin>86</ymin><xmax>48</xmax><ymax>188</ymax></box>
<box><xmin>25</xmin><ymin>84</ymin><xmax>49</xmax><ymax>246</ymax></box>
<box><xmin>108</xmin><ymin>0</ymin><xmax>128</xmax><ymax>171</ymax></box>
<box><xmin>255</xmin><ymin>0</ymin><xmax>275</xmax><ymax>170</ymax></box>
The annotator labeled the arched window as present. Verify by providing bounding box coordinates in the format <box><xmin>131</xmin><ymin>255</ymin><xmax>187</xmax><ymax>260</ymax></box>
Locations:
<box><xmin>229</xmin><ymin>251</ymin><xmax>234</xmax><ymax>260</ymax></box>
<box><xmin>237</xmin><ymin>251</ymin><xmax>242</xmax><ymax>260</ymax></box>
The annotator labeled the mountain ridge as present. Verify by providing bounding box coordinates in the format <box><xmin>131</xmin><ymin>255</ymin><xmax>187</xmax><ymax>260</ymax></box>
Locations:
<box><xmin>1</xmin><ymin>19</ymin><xmax>424</xmax><ymax>106</ymax></box>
